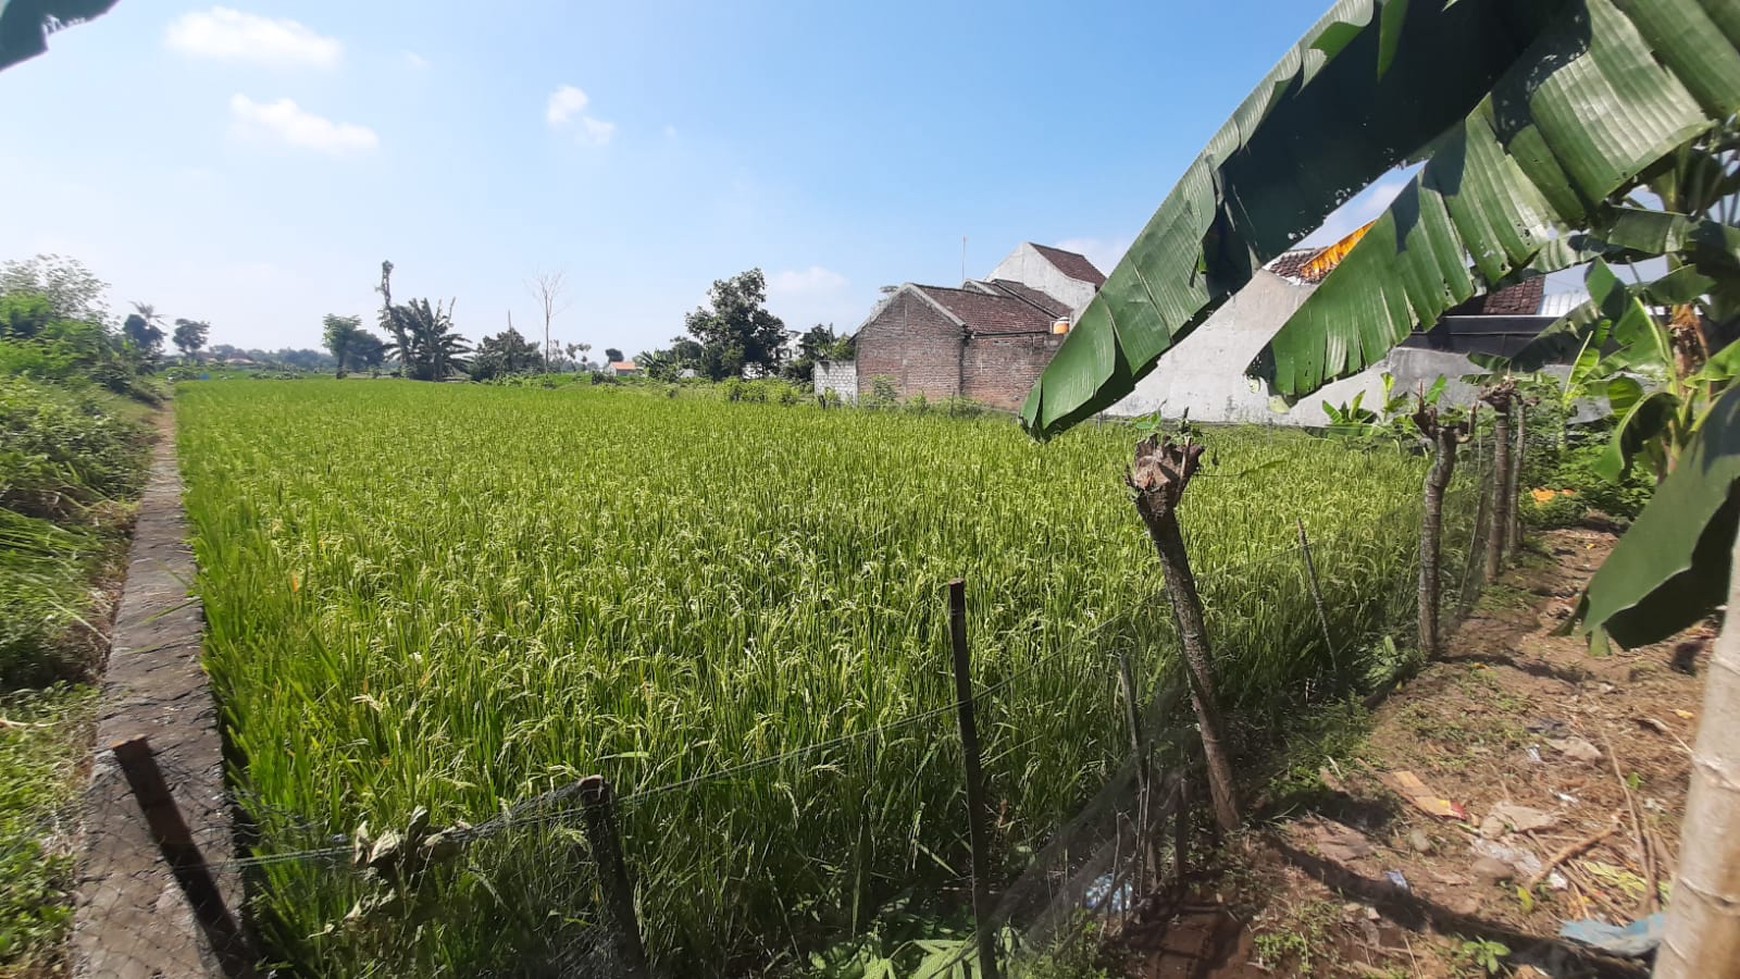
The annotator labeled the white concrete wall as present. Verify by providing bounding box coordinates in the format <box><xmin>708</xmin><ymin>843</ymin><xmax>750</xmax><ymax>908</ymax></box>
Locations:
<box><xmin>988</xmin><ymin>243</ymin><xmax>1098</xmax><ymax>316</ymax></box>
<box><xmin>815</xmin><ymin>360</ymin><xmax>857</xmax><ymax>404</ymax></box>
<box><xmin>1104</xmin><ymin>271</ymin><xmax>1487</xmax><ymax>426</ymax></box>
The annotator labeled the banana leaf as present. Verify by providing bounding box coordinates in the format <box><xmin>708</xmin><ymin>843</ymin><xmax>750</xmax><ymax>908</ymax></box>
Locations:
<box><xmin>0</xmin><ymin>0</ymin><xmax>117</xmax><ymax>70</ymax></box>
<box><xmin>1578</xmin><ymin>382</ymin><xmax>1740</xmax><ymax>648</ymax></box>
<box><xmin>1255</xmin><ymin>0</ymin><xmax>1740</xmax><ymax>401</ymax></box>
<box><xmin>1020</xmin><ymin>0</ymin><xmax>1740</xmax><ymax>437</ymax></box>
<box><xmin>1019</xmin><ymin>0</ymin><xmax>1577</xmax><ymax>438</ymax></box>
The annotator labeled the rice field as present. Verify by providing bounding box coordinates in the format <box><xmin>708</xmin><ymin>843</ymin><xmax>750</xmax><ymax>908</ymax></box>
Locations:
<box><xmin>175</xmin><ymin>380</ymin><xmax>1474</xmax><ymax>976</ymax></box>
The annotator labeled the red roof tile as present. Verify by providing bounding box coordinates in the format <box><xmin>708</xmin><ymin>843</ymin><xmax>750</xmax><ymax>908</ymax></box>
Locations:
<box><xmin>1445</xmin><ymin>277</ymin><xmax>1545</xmax><ymax>316</ymax></box>
<box><xmin>915</xmin><ymin>285</ymin><xmax>1058</xmax><ymax>336</ymax></box>
<box><xmin>1030</xmin><ymin>244</ymin><xmax>1106</xmax><ymax>286</ymax></box>
<box><xmin>986</xmin><ymin>279</ymin><xmax>1070</xmax><ymax>317</ymax></box>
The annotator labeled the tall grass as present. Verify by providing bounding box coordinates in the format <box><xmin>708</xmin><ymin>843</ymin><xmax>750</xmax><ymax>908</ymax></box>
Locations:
<box><xmin>176</xmin><ymin>380</ymin><xmax>1471</xmax><ymax>976</ymax></box>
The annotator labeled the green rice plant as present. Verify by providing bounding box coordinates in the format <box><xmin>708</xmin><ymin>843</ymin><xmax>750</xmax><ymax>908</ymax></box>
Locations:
<box><xmin>176</xmin><ymin>380</ymin><xmax>1478</xmax><ymax>976</ymax></box>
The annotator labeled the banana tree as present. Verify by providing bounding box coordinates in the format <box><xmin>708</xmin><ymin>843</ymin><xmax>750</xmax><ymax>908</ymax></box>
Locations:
<box><xmin>0</xmin><ymin>0</ymin><xmax>117</xmax><ymax>71</ymax></box>
<box><xmin>1016</xmin><ymin>2</ymin><xmax>1740</xmax><ymax>973</ymax></box>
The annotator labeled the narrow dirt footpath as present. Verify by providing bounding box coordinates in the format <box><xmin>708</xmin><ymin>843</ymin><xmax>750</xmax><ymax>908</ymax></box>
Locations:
<box><xmin>1129</xmin><ymin>529</ymin><xmax>1711</xmax><ymax>978</ymax></box>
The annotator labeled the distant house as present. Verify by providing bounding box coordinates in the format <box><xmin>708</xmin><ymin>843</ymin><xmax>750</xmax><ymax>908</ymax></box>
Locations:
<box><xmin>610</xmin><ymin>360</ymin><xmax>641</xmax><ymax>378</ymax></box>
<box><xmin>846</xmin><ymin>243</ymin><xmax>1103</xmax><ymax>411</ymax></box>
<box><xmin>1106</xmin><ymin>238</ymin><xmax>1558</xmax><ymax>425</ymax></box>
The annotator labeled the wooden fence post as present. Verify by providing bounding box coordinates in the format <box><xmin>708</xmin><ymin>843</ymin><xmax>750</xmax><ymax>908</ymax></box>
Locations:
<box><xmin>579</xmin><ymin>775</ymin><xmax>651</xmax><ymax>979</ymax></box>
<box><xmin>948</xmin><ymin>579</ymin><xmax>1003</xmax><ymax>979</ymax></box>
<box><xmin>110</xmin><ymin>737</ymin><xmax>260</xmax><ymax>979</ymax></box>
<box><xmin>1115</xmin><ymin>650</ymin><xmax>1159</xmax><ymax>894</ymax></box>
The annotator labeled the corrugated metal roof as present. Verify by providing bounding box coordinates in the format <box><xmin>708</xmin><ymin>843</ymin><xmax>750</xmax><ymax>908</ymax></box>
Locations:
<box><xmin>1539</xmin><ymin>290</ymin><xmax>1590</xmax><ymax>319</ymax></box>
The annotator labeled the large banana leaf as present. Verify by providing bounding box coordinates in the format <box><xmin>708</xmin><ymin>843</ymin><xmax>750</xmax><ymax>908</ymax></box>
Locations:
<box><xmin>1578</xmin><ymin>383</ymin><xmax>1740</xmax><ymax>648</ymax></box>
<box><xmin>0</xmin><ymin>0</ymin><xmax>116</xmax><ymax>71</ymax></box>
<box><xmin>1254</xmin><ymin>0</ymin><xmax>1740</xmax><ymax>400</ymax></box>
<box><xmin>1019</xmin><ymin>0</ymin><xmax>1577</xmax><ymax>438</ymax></box>
<box><xmin>1020</xmin><ymin>0</ymin><xmax>1740</xmax><ymax>437</ymax></box>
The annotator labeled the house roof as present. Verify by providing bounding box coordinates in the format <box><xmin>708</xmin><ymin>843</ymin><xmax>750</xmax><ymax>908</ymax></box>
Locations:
<box><xmin>1267</xmin><ymin>233</ymin><xmax>1547</xmax><ymax>315</ymax></box>
<box><xmin>1267</xmin><ymin>248</ymin><xmax>1333</xmax><ymax>283</ymax></box>
<box><xmin>1445</xmin><ymin>277</ymin><xmax>1546</xmax><ymax>316</ymax></box>
<box><xmin>1030</xmin><ymin>244</ymin><xmax>1106</xmax><ymax>286</ymax></box>
<box><xmin>985</xmin><ymin>279</ymin><xmax>1071</xmax><ymax>317</ymax></box>
<box><xmin>913</xmin><ymin>284</ymin><xmax>1058</xmax><ymax>336</ymax></box>
<box><xmin>610</xmin><ymin>360</ymin><xmax>638</xmax><ymax>371</ymax></box>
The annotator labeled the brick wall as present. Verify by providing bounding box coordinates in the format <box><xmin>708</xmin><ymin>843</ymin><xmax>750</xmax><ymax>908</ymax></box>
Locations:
<box><xmin>854</xmin><ymin>290</ymin><xmax>963</xmax><ymax>401</ymax></box>
<box><xmin>962</xmin><ymin>333</ymin><xmax>1062</xmax><ymax>411</ymax></box>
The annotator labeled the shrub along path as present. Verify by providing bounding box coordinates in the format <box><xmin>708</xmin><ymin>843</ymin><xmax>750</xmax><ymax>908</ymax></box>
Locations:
<box><xmin>1120</xmin><ymin>529</ymin><xmax>1708</xmax><ymax>979</ymax></box>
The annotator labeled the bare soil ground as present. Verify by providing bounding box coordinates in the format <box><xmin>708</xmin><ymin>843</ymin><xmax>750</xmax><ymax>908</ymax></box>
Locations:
<box><xmin>1115</xmin><ymin>529</ymin><xmax>1712</xmax><ymax>979</ymax></box>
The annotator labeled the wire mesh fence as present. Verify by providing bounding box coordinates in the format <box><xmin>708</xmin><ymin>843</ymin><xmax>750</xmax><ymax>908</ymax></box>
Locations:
<box><xmin>76</xmin><ymin>433</ymin><xmax>1510</xmax><ymax>978</ymax></box>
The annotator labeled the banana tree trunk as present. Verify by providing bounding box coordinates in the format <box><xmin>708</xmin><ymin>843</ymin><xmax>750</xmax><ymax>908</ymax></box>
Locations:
<box><xmin>1127</xmin><ymin>436</ymin><xmax>1240</xmax><ymax>833</ymax></box>
<box><xmin>1418</xmin><ymin>423</ymin><xmax>1461</xmax><ymax>659</ymax></box>
<box><xmin>1654</xmin><ymin>527</ymin><xmax>1740</xmax><ymax>977</ymax></box>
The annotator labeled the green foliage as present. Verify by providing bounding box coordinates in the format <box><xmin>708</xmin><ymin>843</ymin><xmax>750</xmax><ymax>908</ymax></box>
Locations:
<box><xmin>172</xmin><ymin>318</ymin><xmax>210</xmax><ymax>363</ymax></box>
<box><xmin>467</xmin><ymin>325</ymin><xmax>543</xmax><ymax>381</ymax></box>
<box><xmin>0</xmin><ymin>684</ymin><xmax>98</xmax><ymax>969</ymax></box>
<box><xmin>385</xmin><ymin>298</ymin><xmax>469</xmax><ymax>381</ymax></box>
<box><xmin>176</xmin><ymin>381</ymin><xmax>1479</xmax><ymax>975</ymax></box>
<box><xmin>1455</xmin><ymin>938</ymin><xmax>1510</xmax><ymax>975</ymax></box>
<box><xmin>0</xmin><ymin>0</ymin><xmax>119</xmax><ymax>71</ymax></box>
<box><xmin>0</xmin><ymin>375</ymin><xmax>146</xmax><ymax>519</ymax></box>
<box><xmin>680</xmin><ymin>269</ymin><xmax>786</xmax><ymax>379</ymax></box>
<box><xmin>321</xmin><ymin>314</ymin><xmax>373</xmax><ymax>378</ymax></box>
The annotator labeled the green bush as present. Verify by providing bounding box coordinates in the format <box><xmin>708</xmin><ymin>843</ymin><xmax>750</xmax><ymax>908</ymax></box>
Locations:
<box><xmin>1519</xmin><ymin>438</ymin><xmax>1654</xmax><ymax>529</ymax></box>
<box><xmin>0</xmin><ymin>376</ymin><xmax>147</xmax><ymax>518</ymax></box>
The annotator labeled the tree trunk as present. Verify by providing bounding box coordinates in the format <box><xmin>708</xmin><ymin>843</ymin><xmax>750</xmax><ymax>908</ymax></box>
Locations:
<box><xmin>1418</xmin><ymin>429</ymin><xmax>1459</xmax><ymax>659</ymax></box>
<box><xmin>1483</xmin><ymin>384</ymin><xmax>1516</xmax><ymax>582</ymax></box>
<box><xmin>1127</xmin><ymin>436</ymin><xmax>1240</xmax><ymax>833</ymax></box>
<box><xmin>1654</xmin><ymin>528</ymin><xmax>1740</xmax><ymax>978</ymax></box>
<box><xmin>1509</xmin><ymin>401</ymin><xmax>1527</xmax><ymax>556</ymax></box>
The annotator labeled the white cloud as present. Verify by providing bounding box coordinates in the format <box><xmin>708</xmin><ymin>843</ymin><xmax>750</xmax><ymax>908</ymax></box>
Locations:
<box><xmin>546</xmin><ymin>85</ymin><xmax>590</xmax><ymax>126</ymax></box>
<box><xmin>1054</xmin><ymin>237</ymin><xmax>1131</xmax><ymax>278</ymax></box>
<box><xmin>228</xmin><ymin>95</ymin><xmax>378</xmax><ymax>155</ymax></box>
<box><xmin>769</xmin><ymin>266</ymin><xmax>849</xmax><ymax>297</ymax></box>
<box><xmin>546</xmin><ymin>84</ymin><xmax>615</xmax><ymax>145</ymax></box>
<box><xmin>580</xmin><ymin>117</ymin><xmax>617</xmax><ymax>145</ymax></box>
<box><xmin>401</xmin><ymin>51</ymin><xmax>430</xmax><ymax>70</ymax></box>
<box><xmin>165</xmin><ymin>7</ymin><xmax>341</xmax><ymax>69</ymax></box>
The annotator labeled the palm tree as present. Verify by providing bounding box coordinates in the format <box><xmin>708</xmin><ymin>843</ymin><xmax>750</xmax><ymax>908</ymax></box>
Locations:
<box><xmin>1016</xmin><ymin>3</ymin><xmax>1740</xmax><ymax>973</ymax></box>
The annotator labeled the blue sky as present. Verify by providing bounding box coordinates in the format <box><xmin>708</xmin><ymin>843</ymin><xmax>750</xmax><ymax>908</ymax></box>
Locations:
<box><xmin>2</xmin><ymin>0</ymin><xmax>1397</xmax><ymax>356</ymax></box>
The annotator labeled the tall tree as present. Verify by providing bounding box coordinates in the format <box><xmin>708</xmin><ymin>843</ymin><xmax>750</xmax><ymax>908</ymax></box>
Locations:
<box><xmin>129</xmin><ymin>300</ymin><xmax>166</xmax><ymax>362</ymax></box>
<box><xmin>470</xmin><ymin>325</ymin><xmax>542</xmax><ymax>380</ymax></box>
<box><xmin>682</xmin><ymin>269</ymin><xmax>786</xmax><ymax>380</ymax></box>
<box><xmin>377</xmin><ymin>260</ymin><xmax>409</xmax><ymax>378</ymax></box>
<box><xmin>528</xmin><ymin>270</ymin><xmax>572</xmax><ymax>372</ymax></box>
<box><xmin>0</xmin><ymin>254</ymin><xmax>109</xmax><ymax>323</ymax></box>
<box><xmin>564</xmin><ymin>341</ymin><xmax>592</xmax><ymax>372</ymax></box>
<box><xmin>604</xmin><ymin>347</ymin><xmax>623</xmax><ymax>364</ymax></box>
<box><xmin>322</xmin><ymin>314</ymin><xmax>365</xmax><ymax>378</ymax></box>
<box><xmin>171</xmin><ymin>318</ymin><xmax>209</xmax><ymax>363</ymax></box>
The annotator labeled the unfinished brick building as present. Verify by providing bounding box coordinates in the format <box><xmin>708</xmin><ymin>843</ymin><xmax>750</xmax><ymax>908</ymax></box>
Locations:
<box><xmin>845</xmin><ymin>243</ymin><xmax>1105</xmax><ymax>412</ymax></box>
